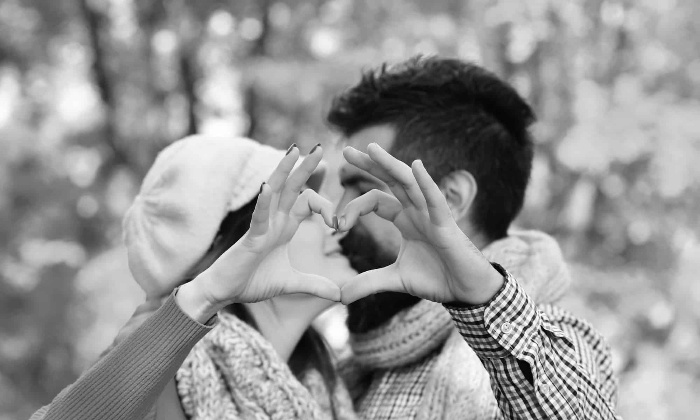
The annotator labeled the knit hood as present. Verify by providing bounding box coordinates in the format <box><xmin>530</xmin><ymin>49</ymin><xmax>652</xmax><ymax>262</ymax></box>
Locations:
<box><xmin>482</xmin><ymin>229</ymin><xmax>571</xmax><ymax>304</ymax></box>
<box><xmin>350</xmin><ymin>229</ymin><xmax>571</xmax><ymax>370</ymax></box>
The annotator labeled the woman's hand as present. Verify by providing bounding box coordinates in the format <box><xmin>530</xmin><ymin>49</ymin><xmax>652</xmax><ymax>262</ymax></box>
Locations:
<box><xmin>178</xmin><ymin>145</ymin><xmax>341</xmax><ymax>322</ymax></box>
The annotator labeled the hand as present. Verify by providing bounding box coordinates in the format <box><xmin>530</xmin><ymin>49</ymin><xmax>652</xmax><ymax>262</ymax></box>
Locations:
<box><xmin>336</xmin><ymin>143</ymin><xmax>504</xmax><ymax>305</ymax></box>
<box><xmin>180</xmin><ymin>145</ymin><xmax>341</xmax><ymax>322</ymax></box>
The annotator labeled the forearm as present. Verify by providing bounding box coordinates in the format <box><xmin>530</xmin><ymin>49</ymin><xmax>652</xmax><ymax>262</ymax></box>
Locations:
<box><xmin>31</xmin><ymin>292</ymin><xmax>214</xmax><ymax>420</ymax></box>
<box><xmin>446</xmin><ymin>264</ymin><xmax>619</xmax><ymax>419</ymax></box>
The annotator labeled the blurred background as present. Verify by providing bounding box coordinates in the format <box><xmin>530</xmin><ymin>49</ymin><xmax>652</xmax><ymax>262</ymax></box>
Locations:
<box><xmin>1</xmin><ymin>0</ymin><xmax>699</xmax><ymax>418</ymax></box>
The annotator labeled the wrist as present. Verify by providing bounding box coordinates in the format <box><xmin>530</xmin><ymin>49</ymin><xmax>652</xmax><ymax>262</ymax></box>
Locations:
<box><xmin>175</xmin><ymin>278</ymin><xmax>221</xmax><ymax>324</ymax></box>
<box><xmin>452</xmin><ymin>262</ymin><xmax>505</xmax><ymax>306</ymax></box>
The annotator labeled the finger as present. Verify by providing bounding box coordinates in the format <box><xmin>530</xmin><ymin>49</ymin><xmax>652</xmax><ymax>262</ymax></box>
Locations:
<box><xmin>278</xmin><ymin>144</ymin><xmax>323</xmax><ymax>212</ymax></box>
<box><xmin>249</xmin><ymin>183</ymin><xmax>272</xmax><ymax>236</ymax></box>
<box><xmin>412</xmin><ymin>160</ymin><xmax>454</xmax><ymax>226</ymax></box>
<box><xmin>267</xmin><ymin>145</ymin><xmax>300</xmax><ymax>193</ymax></box>
<box><xmin>343</xmin><ymin>147</ymin><xmax>412</xmax><ymax>206</ymax></box>
<box><xmin>290</xmin><ymin>189</ymin><xmax>335</xmax><ymax>227</ymax></box>
<box><xmin>337</xmin><ymin>189</ymin><xmax>402</xmax><ymax>232</ymax></box>
<box><xmin>342</xmin><ymin>146</ymin><xmax>392</xmax><ymax>182</ymax></box>
<box><xmin>340</xmin><ymin>268</ymin><xmax>403</xmax><ymax>304</ymax></box>
<box><xmin>284</xmin><ymin>273</ymin><xmax>341</xmax><ymax>302</ymax></box>
<box><xmin>366</xmin><ymin>143</ymin><xmax>427</xmax><ymax>209</ymax></box>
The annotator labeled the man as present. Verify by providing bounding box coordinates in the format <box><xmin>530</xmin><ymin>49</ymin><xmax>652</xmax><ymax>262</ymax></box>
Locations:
<box><xmin>329</xmin><ymin>56</ymin><xmax>619</xmax><ymax>419</ymax></box>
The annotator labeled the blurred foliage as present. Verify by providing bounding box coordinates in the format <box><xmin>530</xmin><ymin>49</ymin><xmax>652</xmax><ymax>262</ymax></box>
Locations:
<box><xmin>1</xmin><ymin>0</ymin><xmax>699</xmax><ymax>418</ymax></box>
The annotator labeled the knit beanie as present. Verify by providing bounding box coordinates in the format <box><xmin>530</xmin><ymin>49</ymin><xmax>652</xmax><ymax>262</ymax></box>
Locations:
<box><xmin>122</xmin><ymin>135</ymin><xmax>317</xmax><ymax>299</ymax></box>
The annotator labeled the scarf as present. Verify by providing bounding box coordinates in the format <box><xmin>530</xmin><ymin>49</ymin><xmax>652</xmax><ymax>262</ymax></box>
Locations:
<box><xmin>176</xmin><ymin>312</ymin><xmax>357</xmax><ymax>420</ymax></box>
<box><xmin>348</xmin><ymin>230</ymin><xmax>571</xmax><ymax>419</ymax></box>
<box><xmin>351</xmin><ymin>230</ymin><xmax>571</xmax><ymax>369</ymax></box>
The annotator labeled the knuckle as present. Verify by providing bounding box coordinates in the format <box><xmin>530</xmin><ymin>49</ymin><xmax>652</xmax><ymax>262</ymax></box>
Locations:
<box><xmin>368</xmin><ymin>189</ymin><xmax>383</xmax><ymax>198</ymax></box>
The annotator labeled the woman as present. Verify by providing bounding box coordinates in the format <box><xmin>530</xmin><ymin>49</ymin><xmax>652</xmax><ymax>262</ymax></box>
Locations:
<box><xmin>31</xmin><ymin>136</ymin><xmax>357</xmax><ymax>420</ymax></box>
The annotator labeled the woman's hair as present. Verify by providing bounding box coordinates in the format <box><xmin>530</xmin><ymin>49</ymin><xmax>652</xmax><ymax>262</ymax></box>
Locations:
<box><xmin>184</xmin><ymin>198</ymin><xmax>338</xmax><ymax>414</ymax></box>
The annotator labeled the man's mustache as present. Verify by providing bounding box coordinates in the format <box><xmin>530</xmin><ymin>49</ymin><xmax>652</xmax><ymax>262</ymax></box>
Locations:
<box><xmin>339</xmin><ymin>225</ymin><xmax>420</xmax><ymax>334</ymax></box>
<box><xmin>338</xmin><ymin>227</ymin><xmax>395</xmax><ymax>274</ymax></box>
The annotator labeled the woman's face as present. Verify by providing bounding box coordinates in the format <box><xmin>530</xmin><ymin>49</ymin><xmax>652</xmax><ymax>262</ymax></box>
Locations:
<box><xmin>288</xmin><ymin>213</ymin><xmax>357</xmax><ymax>285</ymax></box>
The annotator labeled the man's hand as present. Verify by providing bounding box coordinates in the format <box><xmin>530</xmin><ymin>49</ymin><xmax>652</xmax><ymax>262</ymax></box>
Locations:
<box><xmin>179</xmin><ymin>145</ymin><xmax>341</xmax><ymax>322</ymax></box>
<box><xmin>336</xmin><ymin>143</ymin><xmax>504</xmax><ymax>305</ymax></box>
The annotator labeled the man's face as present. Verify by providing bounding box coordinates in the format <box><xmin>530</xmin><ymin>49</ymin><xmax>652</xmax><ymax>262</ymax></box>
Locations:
<box><xmin>336</xmin><ymin>124</ymin><xmax>403</xmax><ymax>258</ymax></box>
<box><xmin>336</xmin><ymin>124</ymin><xmax>421</xmax><ymax>333</ymax></box>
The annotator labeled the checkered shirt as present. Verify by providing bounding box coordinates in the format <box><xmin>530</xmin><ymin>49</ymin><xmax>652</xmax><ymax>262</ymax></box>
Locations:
<box><xmin>356</xmin><ymin>351</ymin><xmax>440</xmax><ymax>419</ymax></box>
<box><xmin>444</xmin><ymin>263</ymin><xmax>620</xmax><ymax>419</ymax></box>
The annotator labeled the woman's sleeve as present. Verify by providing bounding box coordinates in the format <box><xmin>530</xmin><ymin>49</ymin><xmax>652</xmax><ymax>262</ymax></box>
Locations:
<box><xmin>29</xmin><ymin>291</ymin><xmax>215</xmax><ymax>420</ymax></box>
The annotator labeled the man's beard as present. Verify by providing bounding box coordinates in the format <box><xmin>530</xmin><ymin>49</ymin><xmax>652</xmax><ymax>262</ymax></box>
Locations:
<box><xmin>339</xmin><ymin>226</ymin><xmax>420</xmax><ymax>334</ymax></box>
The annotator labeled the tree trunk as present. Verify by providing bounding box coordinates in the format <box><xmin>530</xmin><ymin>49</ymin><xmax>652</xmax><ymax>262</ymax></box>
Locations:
<box><xmin>78</xmin><ymin>0</ymin><xmax>140</xmax><ymax>175</ymax></box>
<box><xmin>244</xmin><ymin>0</ymin><xmax>273</xmax><ymax>140</ymax></box>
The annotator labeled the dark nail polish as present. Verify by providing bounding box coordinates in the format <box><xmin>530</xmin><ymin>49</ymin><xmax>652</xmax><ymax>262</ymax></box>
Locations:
<box><xmin>259</xmin><ymin>182</ymin><xmax>266</xmax><ymax>194</ymax></box>
<box><xmin>310</xmin><ymin>143</ymin><xmax>322</xmax><ymax>154</ymax></box>
<box><xmin>286</xmin><ymin>143</ymin><xmax>297</xmax><ymax>155</ymax></box>
<box><xmin>332</xmin><ymin>215</ymin><xmax>339</xmax><ymax>231</ymax></box>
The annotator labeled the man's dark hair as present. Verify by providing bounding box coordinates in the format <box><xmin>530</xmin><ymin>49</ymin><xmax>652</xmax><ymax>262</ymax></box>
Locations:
<box><xmin>327</xmin><ymin>56</ymin><xmax>535</xmax><ymax>240</ymax></box>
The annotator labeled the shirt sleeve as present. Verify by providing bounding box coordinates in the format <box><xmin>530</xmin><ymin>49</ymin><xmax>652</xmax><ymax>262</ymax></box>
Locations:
<box><xmin>29</xmin><ymin>291</ymin><xmax>215</xmax><ymax>420</ymax></box>
<box><xmin>444</xmin><ymin>263</ymin><xmax>620</xmax><ymax>420</ymax></box>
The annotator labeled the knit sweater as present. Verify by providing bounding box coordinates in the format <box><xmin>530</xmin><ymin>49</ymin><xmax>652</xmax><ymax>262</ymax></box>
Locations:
<box><xmin>30</xmin><ymin>292</ymin><xmax>215</xmax><ymax>420</ymax></box>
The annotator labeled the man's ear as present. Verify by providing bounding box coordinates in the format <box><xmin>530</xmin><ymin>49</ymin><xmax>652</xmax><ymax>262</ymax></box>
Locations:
<box><xmin>439</xmin><ymin>170</ymin><xmax>477</xmax><ymax>222</ymax></box>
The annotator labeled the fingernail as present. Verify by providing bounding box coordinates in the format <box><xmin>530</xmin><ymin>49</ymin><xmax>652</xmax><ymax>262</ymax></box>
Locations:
<box><xmin>259</xmin><ymin>182</ymin><xmax>266</xmax><ymax>194</ymax></box>
<box><xmin>310</xmin><ymin>143</ymin><xmax>322</xmax><ymax>154</ymax></box>
<box><xmin>286</xmin><ymin>143</ymin><xmax>297</xmax><ymax>155</ymax></box>
<box><xmin>332</xmin><ymin>215</ymin><xmax>339</xmax><ymax>231</ymax></box>
<box><xmin>339</xmin><ymin>216</ymin><xmax>346</xmax><ymax>230</ymax></box>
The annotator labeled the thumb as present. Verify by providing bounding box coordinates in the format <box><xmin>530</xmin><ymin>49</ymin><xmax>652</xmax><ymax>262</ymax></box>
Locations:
<box><xmin>340</xmin><ymin>267</ymin><xmax>404</xmax><ymax>304</ymax></box>
<box><xmin>283</xmin><ymin>272</ymin><xmax>341</xmax><ymax>302</ymax></box>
